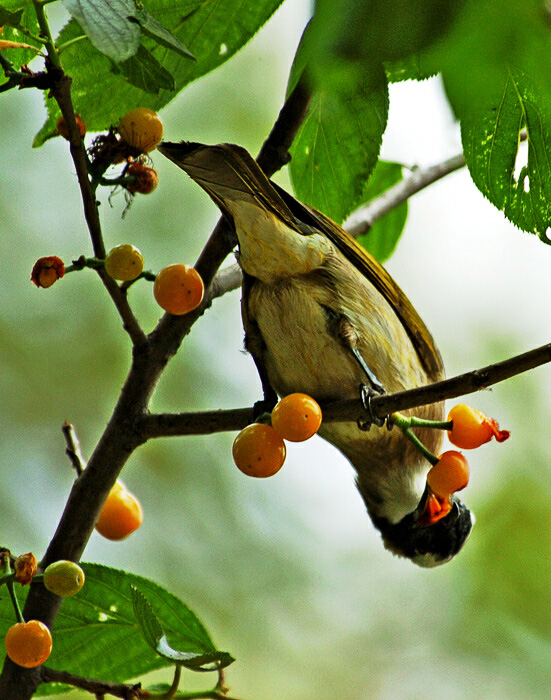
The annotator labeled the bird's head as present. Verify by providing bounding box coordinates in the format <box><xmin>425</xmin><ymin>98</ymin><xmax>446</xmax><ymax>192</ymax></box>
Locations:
<box><xmin>373</xmin><ymin>487</ymin><xmax>474</xmax><ymax>567</ymax></box>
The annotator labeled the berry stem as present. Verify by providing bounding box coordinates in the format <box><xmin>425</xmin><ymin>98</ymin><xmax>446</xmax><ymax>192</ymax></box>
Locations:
<box><xmin>1</xmin><ymin>553</ymin><xmax>25</xmax><ymax>624</ymax></box>
<box><xmin>32</xmin><ymin>0</ymin><xmax>61</xmax><ymax>69</ymax></box>
<box><xmin>390</xmin><ymin>413</ymin><xmax>439</xmax><ymax>466</ymax></box>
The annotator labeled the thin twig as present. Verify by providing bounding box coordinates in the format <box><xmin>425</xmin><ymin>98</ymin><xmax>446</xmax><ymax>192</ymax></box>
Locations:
<box><xmin>62</xmin><ymin>421</ymin><xmax>87</xmax><ymax>476</ymax></box>
<box><xmin>344</xmin><ymin>154</ymin><xmax>466</xmax><ymax>237</ymax></box>
<box><xmin>138</xmin><ymin>342</ymin><xmax>551</xmax><ymax>438</ymax></box>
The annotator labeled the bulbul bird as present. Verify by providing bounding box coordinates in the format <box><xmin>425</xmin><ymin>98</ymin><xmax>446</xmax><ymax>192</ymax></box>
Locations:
<box><xmin>159</xmin><ymin>141</ymin><xmax>473</xmax><ymax>567</ymax></box>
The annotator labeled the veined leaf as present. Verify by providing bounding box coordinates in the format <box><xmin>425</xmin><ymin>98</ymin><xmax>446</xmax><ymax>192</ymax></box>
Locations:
<box><xmin>0</xmin><ymin>563</ymin><xmax>225</xmax><ymax>695</ymax></box>
<box><xmin>289</xmin><ymin>65</ymin><xmax>388</xmax><ymax>224</ymax></box>
<box><xmin>61</xmin><ymin>0</ymin><xmax>141</xmax><ymax>62</ymax></box>
<box><xmin>461</xmin><ymin>68</ymin><xmax>551</xmax><ymax>241</ymax></box>
<box><xmin>131</xmin><ymin>586</ymin><xmax>234</xmax><ymax>671</ymax></box>
<box><xmin>35</xmin><ymin>0</ymin><xmax>284</xmax><ymax>145</ymax></box>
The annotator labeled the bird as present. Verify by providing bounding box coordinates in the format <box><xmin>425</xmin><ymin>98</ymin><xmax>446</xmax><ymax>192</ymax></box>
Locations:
<box><xmin>158</xmin><ymin>141</ymin><xmax>474</xmax><ymax>567</ymax></box>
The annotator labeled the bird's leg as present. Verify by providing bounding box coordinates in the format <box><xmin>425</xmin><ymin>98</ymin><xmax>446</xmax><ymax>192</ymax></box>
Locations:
<box><xmin>244</xmin><ymin>320</ymin><xmax>278</xmax><ymax>419</ymax></box>
<box><xmin>329</xmin><ymin>311</ymin><xmax>387</xmax><ymax>430</ymax></box>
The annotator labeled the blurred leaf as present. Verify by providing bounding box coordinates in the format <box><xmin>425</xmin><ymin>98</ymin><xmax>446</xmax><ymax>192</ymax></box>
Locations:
<box><xmin>0</xmin><ymin>7</ymin><xmax>23</xmax><ymax>27</ymax></box>
<box><xmin>0</xmin><ymin>563</ymin><xmax>224</xmax><ymax>695</ymax></box>
<box><xmin>313</xmin><ymin>0</ymin><xmax>465</xmax><ymax>64</ymax></box>
<box><xmin>61</xmin><ymin>0</ymin><xmax>141</xmax><ymax>62</ymax></box>
<box><xmin>461</xmin><ymin>68</ymin><xmax>551</xmax><ymax>241</ymax></box>
<box><xmin>356</xmin><ymin>161</ymin><xmax>408</xmax><ymax>263</ymax></box>
<box><xmin>115</xmin><ymin>44</ymin><xmax>175</xmax><ymax>93</ymax></box>
<box><xmin>34</xmin><ymin>0</ymin><xmax>284</xmax><ymax>145</ymax></box>
<box><xmin>289</xmin><ymin>64</ymin><xmax>388</xmax><ymax>223</ymax></box>
<box><xmin>128</xmin><ymin>9</ymin><xmax>195</xmax><ymax>60</ymax></box>
<box><xmin>439</xmin><ymin>0</ymin><xmax>551</xmax><ymax>118</ymax></box>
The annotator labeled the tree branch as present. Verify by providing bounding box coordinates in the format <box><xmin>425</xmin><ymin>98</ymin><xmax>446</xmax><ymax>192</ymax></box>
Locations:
<box><xmin>40</xmin><ymin>667</ymin><xmax>142</xmax><ymax>699</ymax></box>
<box><xmin>50</xmin><ymin>72</ymin><xmax>147</xmax><ymax>347</ymax></box>
<box><xmin>138</xmin><ymin>342</ymin><xmax>551</xmax><ymax>438</ymax></box>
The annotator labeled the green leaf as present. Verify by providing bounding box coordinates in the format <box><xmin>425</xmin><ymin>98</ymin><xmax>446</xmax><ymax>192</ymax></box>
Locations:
<box><xmin>131</xmin><ymin>586</ymin><xmax>234</xmax><ymax>671</ymax></box>
<box><xmin>35</xmin><ymin>0</ymin><xmax>284</xmax><ymax>145</ymax></box>
<box><xmin>0</xmin><ymin>4</ymin><xmax>42</xmax><ymax>66</ymax></box>
<box><xmin>128</xmin><ymin>9</ymin><xmax>195</xmax><ymax>60</ymax></box>
<box><xmin>0</xmin><ymin>563</ymin><xmax>227</xmax><ymax>695</ymax></box>
<box><xmin>356</xmin><ymin>161</ymin><xmax>408</xmax><ymax>263</ymax></box>
<box><xmin>61</xmin><ymin>0</ymin><xmax>141</xmax><ymax>62</ymax></box>
<box><xmin>461</xmin><ymin>68</ymin><xmax>551</xmax><ymax>241</ymax></box>
<box><xmin>115</xmin><ymin>44</ymin><xmax>175</xmax><ymax>94</ymax></box>
<box><xmin>289</xmin><ymin>64</ymin><xmax>389</xmax><ymax>224</ymax></box>
<box><xmin>0</xmin><ymin>6</ymin><xmax>23</xmax><ymax>27</ymax></box>
<box><xmin>436</xmin><ymin>0</ymin><xmax>551</xmax><ymax>118</ymax></box>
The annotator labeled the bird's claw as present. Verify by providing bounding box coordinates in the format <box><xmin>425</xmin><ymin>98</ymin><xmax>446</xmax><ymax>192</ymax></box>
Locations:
<box><xmin>357</xmin><ymin>384</ymin><xmax>388</xmax><ymax>431</ymax></box>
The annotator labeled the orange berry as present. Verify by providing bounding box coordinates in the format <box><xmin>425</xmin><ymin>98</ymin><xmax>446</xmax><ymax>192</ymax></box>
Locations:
<box><xmin>56</xmin><ymin>114</ymin><xmax>86</xmax><ymax>140</ymax></box>
<box><xmin>447</xmin><ymin>404</ymin><xmax>510</xmax><ymax>449</ymax></box>
<box><xmin>30</xmin><ymin>256</ymin><xmax>65</xmax><ymax>288</ymax></box>
<box><xmin>271</xmin><ymin>393</ymin><xmax>322</xmax><ymax>442</ymax></box>
<box><xmin>5</xmin><ymin>620</ymin><xmax>52</xmax><ymax>668</ymax></box>
<box><xmin>104</xmin><ymin>244</ymin><xmax>144</xmax><ymax>281</ymax></box>
<box><xmin>118</xmin><ymin>108</ymin><xmax>163</xmax><ymax>152</ymax></box>
<box><xmin>232</xmin><ymin>423</ymin><xmax>286</xmax><ymax>478</ymax></box>
<box><xmin>95</xmin><ymin>481</ymin><xmax>143</xmax><ymax>541</ymax></box>
<box><xmin>153</xmin><ymin>263</ymin><xmax>204</xmax><ymax>315</ymax></box>
<box><xmin>124</xmin><ymin>163</ymin><xmax>159</xmax><ymax>195</ymax></box>
<box><xmin>427</xmin><ymin>450</ymin><xmax>470</xmax><ymax>499</ymax></box>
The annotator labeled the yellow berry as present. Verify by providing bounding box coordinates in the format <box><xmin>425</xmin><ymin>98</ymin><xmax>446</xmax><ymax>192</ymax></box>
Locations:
<box><xmin>118</xmin><ymin>108</ymin><xmax>163</xmax><ymax>152</ymax></box>
<box><xmin>104</xmin><ymin>244</ymin><xmax>144</xmax><ymax>282</ymax></box>
<box><xmin>43</xmin><ymin>560</ymin><xmax>85</xmax><ymax>597</ymax></box>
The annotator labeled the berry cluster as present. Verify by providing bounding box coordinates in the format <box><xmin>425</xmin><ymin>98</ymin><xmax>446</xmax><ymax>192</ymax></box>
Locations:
<box><xmin>232</xmin><ymin>393</ymin><xmax>323</xmax><ymax>478</ymax></box>
<box><xmin>2</xmin><ymin>556</ymin><xmax>85</xmax><ymax>668</ymax></box>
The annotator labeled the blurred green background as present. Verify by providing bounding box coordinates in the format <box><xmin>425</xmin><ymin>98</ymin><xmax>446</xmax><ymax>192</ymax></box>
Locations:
<box><xmin>3</xmin><ymin>1</ymin><xmax>551</xmax><ymax>698</ymax></box>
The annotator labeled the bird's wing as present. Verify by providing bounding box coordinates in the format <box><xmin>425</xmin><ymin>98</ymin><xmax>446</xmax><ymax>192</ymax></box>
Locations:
<box><xmin>159</xmin><ymin>140</ymin><xmax>444</xmax><ymax>379</ymax></box>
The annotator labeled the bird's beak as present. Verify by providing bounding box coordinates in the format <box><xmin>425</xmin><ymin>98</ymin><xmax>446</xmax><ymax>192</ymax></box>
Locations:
<box><xmin>415</xmin><ymin>486</ymin><xmax>452</xmax><ymax>527</ymax></box>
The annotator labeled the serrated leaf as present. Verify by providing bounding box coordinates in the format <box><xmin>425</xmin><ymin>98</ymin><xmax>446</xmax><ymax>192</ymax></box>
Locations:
<box><xmin>61</xmin><ymin>0</ymin><xmax>141</xmax><ymax>62</ymax></box>
<box><xmin>384</xmin><ymin>54</ymin><xmax>438</xmax><ymax>83</ymax></box>
<box><xmin>355</xmin><ymin>161</ymin><xmax>408</xmax><ymax>263</ymax></box>
<box><xmin>0</xmin><ymin>563</ymin><xmax>225</xmax><ymax>695</ymax></box>
<box><xmin>116</xmin><ymin>43</ymin><xmax>175</xmax><ymax>94</ymax></box>
<box><xmin>131</xmin><ymin>585</ymin><xmax>165</xmax><ymax>649</ymax></box>
<box><xmin>289</xmin><ymin>64</ymin><xmax>389</xmax><ymax>224</ymax></box>
<box><xmin>461</xmin><ymin>68</ymin><xmax>551</xmax><ymax>241</ymax></box>
<box><xmin>131</xmin><ymin>585</ymin><xmax>234</xmax><ymax>672</ymax></box>
<box><xmin>0</xmin><ymin>7</ymin><xmax>23</xmax><ymax>27</ymax></box>
<box><xmin>128</xmin><ymin>9</ymin><xmax>195</xmax><ymax>60</ymax></box>
<box><xmin>35</xmin><ymin>0</ymin><xmax>283</xmax><ymax>145</ymax></box>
